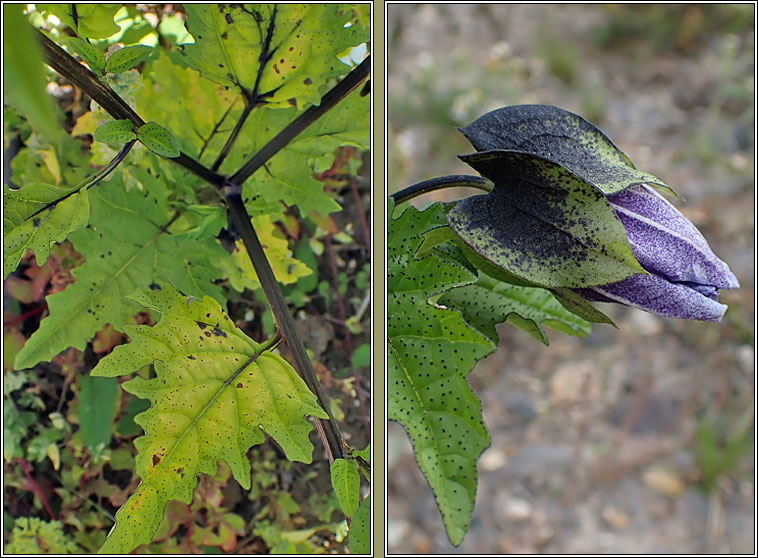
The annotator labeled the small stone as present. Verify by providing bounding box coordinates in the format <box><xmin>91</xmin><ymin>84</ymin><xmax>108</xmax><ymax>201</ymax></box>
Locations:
<box><xmin>601</xmin><ymin>505</ymin><xmax>630</xmax><ymax>530</ymax></box>
<box><xmin>643</xmin><ymin>466</ymin><xmax>686</xmax><ymax>497</ymax></box>
<box><xmin>501</xmin><ymin>497</ymin><xmax>533</xmax><ymax>521</ymax></box>
<box><xmin>479</xmin><ymin>448</ymin><xmax>508</xmax><ymax>471</ymax></box>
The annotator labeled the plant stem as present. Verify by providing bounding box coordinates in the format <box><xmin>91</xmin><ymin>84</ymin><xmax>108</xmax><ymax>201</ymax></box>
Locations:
<box><xmin>27</xmin><ymin>140</ymin><xmax>135</xmax><ymax>220</ymax></box>
<box><xmin>36</xmin><ymin>27</ymin><xmax>359</xmax><ymax>464</ymax></box>
<box><xmin>37</xmin><ymin>31</ymin><xmax>227</xmax><ymax>189</ymax></box>
<box><xmin>391</xmin><ymin>174</ymin><xmax>493</xmax><ymax>204</ymax></box>
<box><xmin>231</xmin><ymin>56</ymin><xmax>370</xmax><ymax>185</ymax></box>
<box><xmin>211</xmin><ymin>103</ymin><xmax>252</xmax><ymax>172</ymax></box>
<box><xmin>225</xmin><ymin>191</ymin><xmax>345</xmax><ymax>460</ymax></box>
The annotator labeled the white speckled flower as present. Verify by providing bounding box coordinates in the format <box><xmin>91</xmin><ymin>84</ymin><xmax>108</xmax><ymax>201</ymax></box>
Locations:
<box><xmin>576</xmin><ymin>184</ymin><xmax>739</xmax><ymax>321</ymax></box>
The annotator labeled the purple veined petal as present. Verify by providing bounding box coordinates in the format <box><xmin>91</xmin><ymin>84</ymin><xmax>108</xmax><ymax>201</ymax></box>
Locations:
<box><xmin>607</xmin><ymin>184</ymin><xmax>739</xmax><ymax>290</ymax></box>
<box><xmin>576</xmin><ymin>272</ymin><xmax>729</xmax><ymax>321</ymax></box>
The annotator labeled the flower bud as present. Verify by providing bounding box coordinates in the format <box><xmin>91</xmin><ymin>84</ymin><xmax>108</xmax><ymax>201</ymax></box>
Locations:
<box><xmin>576</xmin><ymin>183</ymin><xmax>738</xmax><ymax>321</ymax></box>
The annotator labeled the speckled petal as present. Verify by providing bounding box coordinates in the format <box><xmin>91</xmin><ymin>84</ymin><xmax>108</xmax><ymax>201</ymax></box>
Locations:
<box><xmin>607</xmin><ymin>184</ymin><xmax>739</xmax><ymax>290</ymax></box>
<box><xmin>577</xmin><ymin>273</ymin><xmax>728</xmax><ymax>321</ymax></box>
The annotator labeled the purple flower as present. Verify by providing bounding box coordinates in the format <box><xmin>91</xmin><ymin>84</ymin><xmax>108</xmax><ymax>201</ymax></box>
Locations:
<box><xmin>575</xmin><ymin>184</ymin><xmax>739</xmax><ymax>321</ymax></box>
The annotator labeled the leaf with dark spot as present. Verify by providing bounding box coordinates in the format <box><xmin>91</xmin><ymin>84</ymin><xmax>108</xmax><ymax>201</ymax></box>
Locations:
<box><xmin>448</xmin><ymin>150</ymin><xmax>645</xmax><ymax>288</ymax></box>
<box><xmin>459</xmin><ymin>104</ymin><xmax>674</xmax><ymax>196</ymax></box>
<box><xmin>90</xmin><ymin>284</ymin><xmax>327</xmax><ymax>553</ymax></box>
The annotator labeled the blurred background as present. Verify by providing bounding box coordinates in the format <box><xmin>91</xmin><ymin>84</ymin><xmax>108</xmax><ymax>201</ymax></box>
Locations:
<box><xmin>387</xmin><ymin>4</ymin><xmax>754</xmax><ymax>554</ymax></box>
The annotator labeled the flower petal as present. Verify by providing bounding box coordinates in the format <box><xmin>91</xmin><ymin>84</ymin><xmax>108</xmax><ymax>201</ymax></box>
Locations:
<box><xmin>607</xmin><ymin>184</ymin><xmax>739</xmax><ymax>290</ymax></box>
<box><xmin>577</xmin><ymin>273</ymin><xmax>728</xmax><ymax>321</ymax></box>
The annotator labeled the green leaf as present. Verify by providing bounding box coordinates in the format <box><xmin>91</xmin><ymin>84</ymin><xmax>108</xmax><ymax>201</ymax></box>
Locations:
<box><xmin>37</xmin><ymin>4</ymin><xmax>121</xmax><ymax>39</ymax></box>
<box><xmin>3</xmin><ymin>5</ymin><xmax>63</xmax><ymax>144</ymax></box>
<box><xmin>222</xmin><ymin>88</ymin><xmax>369</xmax><ymax>216</ymax></box>
<box><xmin>77</xmin><ymin>375</ymin><xmax>119</xmax><ymax>453</ymax></box>
<box><xmin>178</xmin><ymin>4</ymin><xmax>368</xmax><ymax>109</ymax></box>
<box><xmin>449</xmin><ymin>151</ymin><xmax>645</xmax><ymax>288</ymax></box>
<box><xmin>3</xmin><ymin>183</ymin><xmax>90</xmax><ymax>278</ymax></box>
<box><xmin>459</xmin><ymin>104</ymin><xmax>674</xmax><ymax>196</ymax></box>
<box><xmin>65</xmin><ymin>36</ymin><xmax>106</xmax><ymax>75</ymax></box>
<box><xmin>137</xmin><ymin>121</ymin><xmax>180</xmax><ymax>158</ymax></box>
<box><xmin>91</xmin><ymin>283</ymin><xmax>327</xmax><ymax>554</ymax></box>
<box><xmin>330</xmin><ymin>458</ymin><xmax>360</xmax><ymax>518</ymax></box>
<box><xmin>347</xmin><ymin>495</ymin><xmax>370</xmax><ymax>554</ymax></box>
<box><xmin>93</xmin><ymin>119</ymin><xmax>136</xmax><ymax>145</ymax></box>
<box><xmin>105</xmin><ymin>45</ymin><xmax>153</xmax><ymax>74</ymax></box>
<box><xmin>215</xmin><ymin>215</ymin><xmax>312</xmax><ymax>292</ymax></box>
<box><xmin>438</xmin><ymin>273</ymin><xmax>592</xmax><ymax>346</ymax></box>
<box><xmin>14</xmin><ymin>175</ymin><xmax>229</xmax><ymax>370</ymax></box>
<box><xmin>388</xmin><ymin>201</ymin><xmax>495</xmax><ymax>546</ymax></box>
<box><xmin>353</xmin><ymin>444</ymin><xmax>370</xmax><ymax>464</ymax></box>
<box><xmin>134</xmin><ymin>50</ymin><xmax>239</xmax><ymax>161</ymax></box>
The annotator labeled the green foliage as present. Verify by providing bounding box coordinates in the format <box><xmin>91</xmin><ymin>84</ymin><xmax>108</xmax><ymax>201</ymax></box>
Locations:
<box><xmin>37</xmin><ymin>4</ymin><xmax>121</xmax><ymax>39</ymax></box>
<box><xmin>5</xmin><ymin>517</ymin><xmax>81</xmax><ymax>554</ymax></box>
<box><xmin>14</xmin><ymin>176</ymin><xmax>228</xmax><ymax>370</ymax></box>
<box><xmin>5</xmin><ymin>4</ymin><xmax>369</xmax><ymax>553</ymax></box>
<box><xmin>388</xmin><ymin>195</ymin><xmax>606</xmax><ymax>544</ymax></box>
<box><xmin>3</xmin><ymin>4</ymin><xmax>62</xmax><ymax>144</ymax></box>
<box><xmin>93</xmin><ymin>119</ymin><xmax>135</xmax><ymax>145</ymax></box>
<box><xmin>438</xmin><ymin>274</ymin><xmax>592</xmax><ymax>346</ymax></box>
<box><xmin>696</xmin><ymin>418</ymin><xmax>754</xmax><ymax>491</ymax></box>
<box><xmin>221</xmin><ymin>89</ymin><xmax>370</xmax><ymax>216</ymax></box>
<box><xmin>179</xmin><ymin>4</ymin><xmax>368</xmax><ymax>109</ymax></box>
<box><xmin>348</xmin><ymin>496</ymin><xmax>371</xmax><ymax>554</ymax></box>
<box><xmin>65</xmin><ymin>36</ymin><xmax>106</xmax><ymax>74</ymax></box>
<box><xmin>3</xmin><ymin>183</ymin><xmax>90</xmax><ymax>278</ymax></box>
<box><xmin>388</xmin><ymin>202</ymin><xmax>494</xmax><ymax>545</ymax></box>
<box><xmin>77</xmin><ymin>375</ymin><xmax>119</xmax><ymax>454</ymax></box>
<box><xmin>91</xmin><ymin>284</ymin><xmax>328</xmax><ymax>553</ymax></box>
<box><xmin>330</xmin><ymin>458</ymin><xmax>360</xmax><ymax>517</ymax></box>
<box><xmin>105</xmin><ymin>44</ymin><xmax>153</xmax><ymax>74</ymax></box>
<box><xmin>136</xmin><ymin>121</ymin><xmax>180</xmax><ymax>157</ymax></box>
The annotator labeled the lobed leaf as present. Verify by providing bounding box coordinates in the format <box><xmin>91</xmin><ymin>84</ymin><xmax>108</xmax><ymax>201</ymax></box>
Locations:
<box><xmin>14</xmin><ymin>176</ymin><xmax>228</xmax><ymax>370</ymax></box>
<box><xmin>222</xmin><ymin>88</ymin><xmax>369</xmax><ymax>216</ymax></box>
<box><xmin>91</xmin><ymin>283</ymin><xmax>327</xmax><ymax>553</ymax></box>
<box><xmin>450</xmin><ymin>150</ymin><xmax>645</xmax><ymax>288</ymax></box>
<box><xmin>105</xmin><ymin>45</ymin><xmax>153</xmax><ymax>74</ymax></box>
<box><xmin>459</xmin><ymin>104</ymin><xmax>673</xmax><ymax>196</ymax></box>
<box><xmin>217</xmin><ymin>215</ymin><xmax>312</xmax><ymax>292</ymax></box>
<box><xmin>137</xmin><ymin>121</ymin><xmax>180</xmax><ymax>158</ymax></box>
<box><xmin>388</xmin><ymin>201</ymin><xmax>495</xmax><ymax>546</ymax></box>
<box><xmin>3</xmin><ymin>183</ymin><xmax>89</xmax><ymax>278</ymax></box>
<box><xmin>178</xmin><ymin>4</ymin><xmax>368</xmax><ymax>109</ymax></box>
<box><xmin>438</xmin><ymin>273</ymin><xmax>592</xmax><ymax>346</ymax></box>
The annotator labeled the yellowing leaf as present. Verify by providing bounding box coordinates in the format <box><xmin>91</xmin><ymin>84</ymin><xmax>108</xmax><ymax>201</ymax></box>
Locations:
<box><xmin>179</xmin><ymin>4</ymin><xmax>368</xmax><ymax>109</ymax></box>
<box><xmin>222</xmin><ymin>215</ymin><xmax>312</xmax><ymax>292</ymax></box>
<box><xmin>91</xmin><ymin>283</ymin><xmax>327</xmax><ymax>553</ymax></box>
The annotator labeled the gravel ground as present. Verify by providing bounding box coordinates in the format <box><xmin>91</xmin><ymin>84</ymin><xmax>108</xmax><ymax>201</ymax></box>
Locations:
<box><xmin>387</xmin><ymin>4</ymin><xmax>755</xmax><ymax>554</ymax></box>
